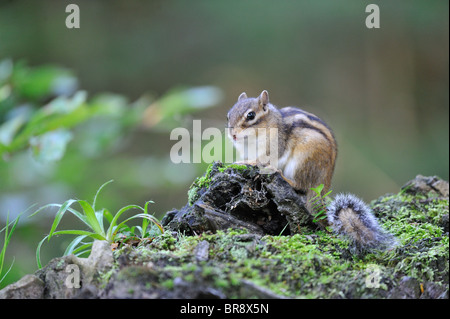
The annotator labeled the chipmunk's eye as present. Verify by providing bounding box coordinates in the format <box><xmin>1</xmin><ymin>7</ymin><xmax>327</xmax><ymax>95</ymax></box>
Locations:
<box><xmin>246</xmin><ymin>111</ymin><xmax>256</xmax><ymax>121</ymax></box>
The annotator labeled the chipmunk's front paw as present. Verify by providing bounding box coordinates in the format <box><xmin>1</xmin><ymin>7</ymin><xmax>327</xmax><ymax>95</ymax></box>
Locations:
<box><xmin>264</xmin><ymin>167</ymin><xmax>297</xmax><ymax>189</ymax></box>
<box><xmin>259</xmin><ymin>164</ymin><xmax>279</xmax><ymax>175</ymax></box>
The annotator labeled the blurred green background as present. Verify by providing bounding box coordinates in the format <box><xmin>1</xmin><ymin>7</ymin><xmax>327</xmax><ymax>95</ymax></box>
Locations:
<box><xmin>0</xmin><ymin>0</ymin><xmax>448</xmax><ymax>287</ymax></box>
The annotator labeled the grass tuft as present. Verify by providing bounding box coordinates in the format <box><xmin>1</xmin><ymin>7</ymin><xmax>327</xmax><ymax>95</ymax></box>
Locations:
<box><xmin>31</xmin><ymin>180</ymin><xmax>164</xmax><ymax>268</ymax></box>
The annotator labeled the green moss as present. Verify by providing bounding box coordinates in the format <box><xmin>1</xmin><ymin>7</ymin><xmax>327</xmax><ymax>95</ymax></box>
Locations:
<box><xmin>187</xmin><ymin>162</ymin><xmax>252</xmax><ymax>205</ymax></box>
<box><xmin>370</xmin><ymin>191</ymin><xmax>449</xmax><ymax>284</ymax></box>
<box><xmin>161</xmin><ymin>279</ymin><xmax>174</xmax><ymax>290</ymax></box>
<box><xmin>98</xmin><ymin>268</ymin><xmax>116</xmax><ymax>289</ymax></box>
<box><xmin>187</xmin><ymin>163</ymin><xmax>216</xmax><ymax>205</ymax></box>
<box><xmin>152</xmin><ymin>231</ymin><xmax>177</xmax><ymax>250</ymax></box>
<box><xmin>372</xmin><ymin>193</ymin><xmax>448</xmax><ymax>245</ymax></box>
<box><xmin>217</xmin><ymin>163</ymin><xmax>248</xmax><ymax>173</ymax></box>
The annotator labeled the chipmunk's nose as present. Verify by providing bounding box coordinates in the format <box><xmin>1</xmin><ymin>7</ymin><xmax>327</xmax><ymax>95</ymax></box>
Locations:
<box><xmin>228</xmin><ymin>127</ymin><xmax>237</xmax><ymax>141</ymax></box>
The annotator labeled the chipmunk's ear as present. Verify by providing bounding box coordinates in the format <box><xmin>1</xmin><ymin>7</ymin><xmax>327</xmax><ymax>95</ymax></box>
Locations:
<box><xmin>258</xmin><ymin>90</ymin><xmax>269</xmax><ymax>111</ymax></box>
<box><xmin>238</xmin><ymin>92</ymin><xmax>247</xmax><ymax>101</ymax></box>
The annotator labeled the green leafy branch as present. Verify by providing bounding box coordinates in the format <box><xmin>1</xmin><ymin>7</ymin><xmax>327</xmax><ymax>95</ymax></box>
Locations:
<box><xmin>0</xmin><ymin>59</ymin><xmax>91</xmax><ymax>160</ymax></box>
<box><xmin>0</xmin><ymin>60</ymin><xmax>223</xmax><ymax>162</ymax></box>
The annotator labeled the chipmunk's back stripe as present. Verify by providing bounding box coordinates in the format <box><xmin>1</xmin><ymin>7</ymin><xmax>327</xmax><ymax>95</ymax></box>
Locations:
<box><xmin>289</xmin><ymin>120</ymin><xmax>333</xmax><ymax>145</ymax></box>
<box><xmin>281</xmin><ymin>108</ymin><xmax>330</xmax><ymax>129</ymax></box>
<box><xmin>281</xmin><ymin>109</ymin><xmax>334</xmax><ymax>144</ymax></box>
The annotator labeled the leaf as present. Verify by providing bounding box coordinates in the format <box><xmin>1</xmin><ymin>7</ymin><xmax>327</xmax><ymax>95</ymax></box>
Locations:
<box><xmin>112</xmin><ymin>213</ymin><xmax>163</xmax><ymax>242</ymax></box>
<box><xmin>30</xmin><ymin>202</ymin><xmax>89</xmax><ymax>229</ymax></box>
<box><xmin>89</xmin><ymin>93</ymin><xmax>128</xmax><ymax>117</ymax></box>
<box><xmin>0</xmin><ymin>257</ymin><xmax>15</xmax><ymax>284</ymax></box>
<box><xmin>102</xmin><ymin>209</ymin><xmax>114</xmax><ymax>224</ymax></box>
<box><xmin>12</xmin><ymin>64</ymin><xmax>76</xmax><ymax>100</ymax></box>
<box><xmin>4</xmin><ymin>92</ymin><xmax>92</xmax><ymax>158</ymax></box>
<box><xmin>72</xmin><ymin>243</ymin><xmax>94</xmax><ymax>257</ymax></box>
<box><xmin>324</xmin><ymin>190</ymin><xmax>333</xmax><ymax>197</ymax></box>
<box><xmin>96</xmin><ymin>211</ymin><xmax>105</xmax><ymax>235</ymax></box>
<box><xmin>142</xmin><ymin>86</ymin><xmax>223</xmax><ymax>130</ymax></box>
<box><xmin>51</xmin><ymin>230</ymin><xmax>105</xmax><ymax>240</ymax></box>
<box><xmin>29</xmin><ymin>129</ymin><xmax>73</xmax><ymax>162</ymax></box>
<box><xmin>0</xmin><ymin>213</ymin><xmax>20</xmax><ymax>281</ymax></box>
<box><xmin>63</xmin><ymin>235</ymin><xmax>88</xmax><ymax>256</ymax></box>
<box><xmin>0</xmin><ymin>111</ymin><xmax>28</xmax><ymax>146</ymax></box>
<box><xmin>141</xmin><ymin>201</ymin><xmax>155</xmax><ymax>236</ymax></box>
<box><xmin>310</xmin><ymin>184</ymin><xmax>324</xmax><ymax>196</ymax></box>
<box><xmin>36</xmin><ymin>231</ymin><xmax>103</xmax><ymax>268</ymax></box>
<box><xmin>119</xmin><ymin>213</ymin><xmax>164</xmax><ymax>235</ymax></box>
<box><xmin>44</xmin><ymin>91</ymin><xmax>87</xmax><ymax>114</ymax></box>
<box><xmin>36</xmin><ymin>235</ymin><xmax>49</xmax><ymax>269</ymax></box>
<box><xmin>46</xmin><ymin>199</ymin><xmax>79</xmax><ymax>240</ymax></box>
<box><xmin>93</xmin><ymin>180</ymin><xmax>114</xmax><ymax>211</ymax></box>
<box><xmin>140</xmin><ymin>218</ymin><xmax>149</xmax><ymax>237</ymax></box>
<box><xmin>106</xmin><ymin>205</ymin><xmax>145</xmax><ymax>241</ymax></box>
<box><xmin>78</xmin><ymin>200</ymin><xmax>105</xmax><ymax>237</ymax></box>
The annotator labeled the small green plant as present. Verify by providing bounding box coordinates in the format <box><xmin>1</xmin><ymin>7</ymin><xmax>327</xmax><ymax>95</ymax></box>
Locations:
<box><xmin>309</xmin><ymin>184</ymin><xmax>332</xmax><ymax>226</ymax></box>
<box><xmin>31</xmin><ymin>180</ymin><xmax>164</xmax><ymax>268</ymax></box>
<box><xmin>0</xmin><ymin>213</ymin><xmax>20</xmax><ymax>284</ymax></box>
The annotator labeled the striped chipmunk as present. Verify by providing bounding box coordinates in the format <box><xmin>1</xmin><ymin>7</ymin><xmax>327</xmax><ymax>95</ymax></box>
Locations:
<box><xmin>227</xmin><ymin>90</ymin><xmax>396</xmax><ymax>253</ymax></box>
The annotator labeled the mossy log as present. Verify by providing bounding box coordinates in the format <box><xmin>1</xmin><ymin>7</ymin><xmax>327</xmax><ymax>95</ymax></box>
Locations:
<box><xmin>0</xmin><ymin>166</ymin><xmax>448</xmax><ymax>299</ymax></box>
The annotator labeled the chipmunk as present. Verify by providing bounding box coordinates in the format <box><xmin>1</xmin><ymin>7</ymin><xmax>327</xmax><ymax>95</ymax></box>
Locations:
<box><xmin>227</xmin><ymin>90</ymin><xmax>396</xmax><ymax>253</ymax></box>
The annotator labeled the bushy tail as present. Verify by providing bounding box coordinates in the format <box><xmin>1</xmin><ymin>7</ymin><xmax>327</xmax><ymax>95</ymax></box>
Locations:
<box><xmin>327</xmin><ymin>193</ymin><xmax>397</xmax><ymax>253</ymax></box>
